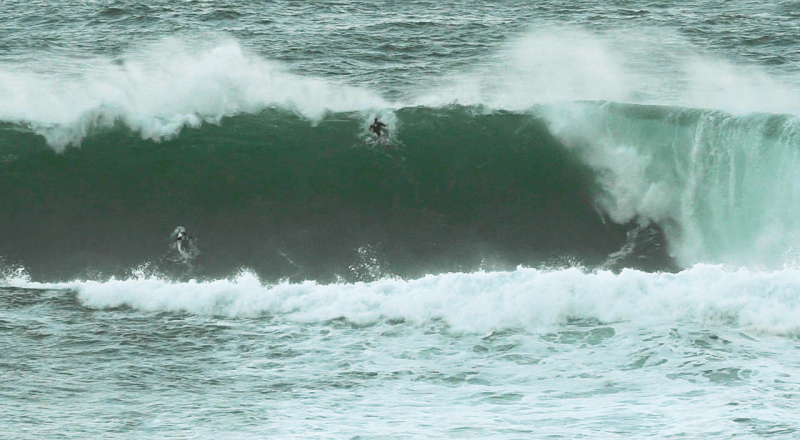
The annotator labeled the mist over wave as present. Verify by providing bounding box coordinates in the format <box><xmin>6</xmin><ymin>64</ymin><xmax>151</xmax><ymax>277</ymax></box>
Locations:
<box><xmin>414</xmin><ymin>26</ymin><xmax>800</xmax><ymax>115</ymax></box>
<box><xmin>3</xmin><ymin>27</ymin><xmax>800</xmax><ymax>150</ymax></box>
<box><xmin>0</xmin><ymin>37</ymin><xmax>388</xmax><ymax>150</ymax></box>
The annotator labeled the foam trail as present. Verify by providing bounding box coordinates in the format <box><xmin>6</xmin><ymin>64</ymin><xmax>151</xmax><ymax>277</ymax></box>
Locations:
<box><xmin>9</xmin><ymin>265</ymin><xmax>800</xmax><ymax>336</ymax></box>
<box><xmin>0</xmin><ymin>38</ymin><xmax>389</xmax><ymax>150</ymax></box>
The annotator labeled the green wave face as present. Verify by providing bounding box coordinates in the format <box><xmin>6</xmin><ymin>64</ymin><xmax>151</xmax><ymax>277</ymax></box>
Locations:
<box><xmin>6</xmin><ymin>101</ymin><xmax>799</xmax><ymax>282</ymax></box>
<box><xmin>1</xmin><ymin>106</ymin><xmax>636</xmax><ymax>281</ymax></box>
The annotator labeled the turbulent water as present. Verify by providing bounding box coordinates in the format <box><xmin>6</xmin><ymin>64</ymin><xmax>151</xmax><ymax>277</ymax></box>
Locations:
<box><xmin>3</xmin><ymin>1</ymin><xmax>800</xmax><ymax>438</ymax></box>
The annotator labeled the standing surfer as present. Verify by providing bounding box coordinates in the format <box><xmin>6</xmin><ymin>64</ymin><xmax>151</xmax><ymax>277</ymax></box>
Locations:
<box><xmin>369</xmin><ymin>118</ymin><xmax>387</xmax><ymax>138</ymax></box>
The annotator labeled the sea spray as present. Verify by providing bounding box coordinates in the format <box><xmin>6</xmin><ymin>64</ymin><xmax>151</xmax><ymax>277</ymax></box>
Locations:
<box><xmin>543</xmin><ymin>101</ymin><xmax>800</xmax><ymax>268</ymax></box>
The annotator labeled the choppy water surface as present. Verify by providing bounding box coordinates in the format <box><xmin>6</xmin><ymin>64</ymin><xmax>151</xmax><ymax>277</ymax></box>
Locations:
<box><xmin>4</xmin><ymin>267</ymin><xmax>800</xmax><ymax>438</ymax></box>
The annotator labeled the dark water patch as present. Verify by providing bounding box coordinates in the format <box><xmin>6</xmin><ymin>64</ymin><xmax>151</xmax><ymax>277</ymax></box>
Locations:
<box><xmin>733</xmin><ymin>417</ymin><xmax>797</xmax><ymax>437</ymax></box>
<box><xmin>99</xmin><ymin>7</ymin><xmax>128</xmax><ymax>17</ymax></box>
<box><xmin>442</xmin><ymin>371</ymin><xmax>488</xmax><ymax>386</ymax></box>
<box><xmin>498</xmin><ymin>353</ymin><xmax>541</xmax><ymax>365</ymax></box>
<box><xmin>550</xmin><ymin>382</ymin><xmax>627</xmax><ymax>399</ymax></box>
<box><xmin>542</xmin><ymin>326</ymin><xmax>615</xmax><ymax>346</ymax></box>
<box><xmin>703</xmin><ymin>367</ymin><xmax>754</xmax><ymax>384</ymax></box>
<box><xmin>342</xmin><ymin>370</ymin><xmax>379</xmax><ymax>380</ymax></box>
<box><xmin>0</xmin><ymin>288</ymin><xmax>54</xmax><ymax>309</ymax></box>
<box><xmin>200</xmin><ymin>9</ymin><xmax>244</xmax><ymax>21</ymax></box>
<box><xmin>625</xmin><ymin>349</ymin><xmax>668</xmax><ymax>370</ymax></box>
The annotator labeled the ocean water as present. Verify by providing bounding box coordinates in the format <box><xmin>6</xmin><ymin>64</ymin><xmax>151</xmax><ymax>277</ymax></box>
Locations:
<box><xmin>2</xmin><ymin>1</ymin><xmax>800</xmax><ymax>438</ymax></box>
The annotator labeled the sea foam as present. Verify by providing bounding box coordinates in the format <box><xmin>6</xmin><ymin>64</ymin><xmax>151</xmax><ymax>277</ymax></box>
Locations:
<box><xmin>6</xmin><ymin>265</ymin><xmax>800</xmax><ymax>336</ymax></box>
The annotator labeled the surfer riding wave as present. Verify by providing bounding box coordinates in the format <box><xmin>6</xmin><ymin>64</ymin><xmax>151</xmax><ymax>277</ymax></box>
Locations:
<box><xmin>370</xmin><ymin>118</ymin><xmax>387</xmax><ymax>138</ymax></box>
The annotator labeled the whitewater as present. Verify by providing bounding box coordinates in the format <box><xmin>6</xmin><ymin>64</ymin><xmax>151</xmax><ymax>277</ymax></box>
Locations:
<box><xmin>3</xmin><ymin>0</ymin><xmax>800</xmax><ymax>438</ymax></box>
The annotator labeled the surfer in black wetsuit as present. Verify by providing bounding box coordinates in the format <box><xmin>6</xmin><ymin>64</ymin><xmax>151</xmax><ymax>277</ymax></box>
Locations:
<box><xmin>369</xmin><ymin>118</ymin><xmax>387</xmax><ymax>138</ymax></box>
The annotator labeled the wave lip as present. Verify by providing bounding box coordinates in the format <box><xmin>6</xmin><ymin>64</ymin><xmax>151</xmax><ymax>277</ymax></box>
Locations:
<box><xmin>0</xmin><ymin>38</ymin><xmax>388</xmax><ymax>150</ymax></box>
<box><xmin>8</xmin><ymin>24</ymin><xmax>800</xmax><ymax>151</ymax></box>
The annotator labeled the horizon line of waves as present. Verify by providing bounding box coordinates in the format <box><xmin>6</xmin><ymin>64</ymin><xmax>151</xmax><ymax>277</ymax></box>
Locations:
<box><xmin>8</xmin><ymin>265</ymin><xmax>800</xmax><ymax>336</ymax></box>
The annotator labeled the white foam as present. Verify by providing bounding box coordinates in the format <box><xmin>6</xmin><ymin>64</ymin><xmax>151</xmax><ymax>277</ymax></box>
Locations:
<box><xmin>0</xmin><ymin>37</ymin><xmax>388</xmax><ymax>151</ymax></box>
<box><xmin>5</xmin><ymin>26</ymin><xmax>800</xmax><ymax>151</ymax></box>
<box><xmin>0</xmin><ymin>260</ymin><xmax>31</xmax><ymax>285</ymax></box>
<box><xmin>9</xmin><ymin>265</ymin><xmax>800</xmax><ymax>336</ymax></box>
<box><xmin>541</xmin><ymin>100</ymin><xmax>800</xmax><ymax>269</ymax></box>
